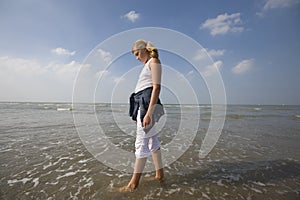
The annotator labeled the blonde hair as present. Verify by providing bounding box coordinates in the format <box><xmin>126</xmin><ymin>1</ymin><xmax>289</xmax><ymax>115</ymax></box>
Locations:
<box><xmin>132</xmin><ymin>39</ymin><xmax>159</xmax><ymax>58</ymax></box>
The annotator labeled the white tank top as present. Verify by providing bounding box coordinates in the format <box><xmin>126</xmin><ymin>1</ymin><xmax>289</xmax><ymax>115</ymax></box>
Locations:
<box><xmin>135</xmin><ymin>58</ymin><xmax>153</xmax><ymax>93</ymax></box>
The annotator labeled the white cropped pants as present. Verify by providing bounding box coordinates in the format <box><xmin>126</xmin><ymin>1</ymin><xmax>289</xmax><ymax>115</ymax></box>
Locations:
<box><xmin>135</xmin><ymin>109</ymin><xmax>161</xmax><ymax>159</ymax></box>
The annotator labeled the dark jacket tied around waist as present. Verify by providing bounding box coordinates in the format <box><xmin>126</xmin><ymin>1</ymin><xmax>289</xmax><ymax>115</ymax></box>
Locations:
<box><xmin>129</xmin><ymin>87</ymin><xmax>164</xmax><ymax>131</ymax></box>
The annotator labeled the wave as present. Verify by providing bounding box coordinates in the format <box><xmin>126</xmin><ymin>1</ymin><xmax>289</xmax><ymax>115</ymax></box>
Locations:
<box><xmin>226</xmin><ymin>114</ymin><xmax>244</xmax><ymax>119</ymax></box>
<box><xmin>225</xmin><ymin>114</ymin><xmax>287</xmax><ymax>119</ymax></box>
<box><xmin>57</xmin><ymin>108</ymin><xmax>73</xmax><ymax>111</ymax></box>
<box><xmin>294</xmin><ymin>115</ymin><xmax>300</xmax><ymax>120</ymax></box>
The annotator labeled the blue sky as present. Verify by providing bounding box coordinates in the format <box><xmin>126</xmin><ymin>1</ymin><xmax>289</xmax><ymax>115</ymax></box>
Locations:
<box><xmin>0</xmin><ymin>0</ymin><xmax>300</xmax><ymax>105</ymax></box>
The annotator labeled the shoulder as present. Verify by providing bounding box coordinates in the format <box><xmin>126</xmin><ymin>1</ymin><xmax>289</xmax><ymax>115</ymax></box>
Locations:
<box><xmin>150</xmin><ymin>58</ymin><xmax>161</xmax><ymax>64</ymax></box>
<box><xmin>149</xmin><ymin>58</ymin><xmax>161</xmax><ymax>70</ymax></box>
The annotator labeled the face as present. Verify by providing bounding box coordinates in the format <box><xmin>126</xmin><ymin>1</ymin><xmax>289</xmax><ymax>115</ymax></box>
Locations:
<box><xmin>133</xmin><ymin>48</ymin><xmax>149</xmax><ymax>64</ymax></box>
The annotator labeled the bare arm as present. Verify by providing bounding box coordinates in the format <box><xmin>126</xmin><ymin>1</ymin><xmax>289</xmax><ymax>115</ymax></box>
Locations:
<box><xmin>143</xmin><ymin>58</ymin><xmax>162</xmax><ymax>127</ymax></box>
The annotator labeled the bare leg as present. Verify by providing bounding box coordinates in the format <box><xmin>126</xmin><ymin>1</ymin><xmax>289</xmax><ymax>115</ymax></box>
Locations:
<box><xmin>151</xmin><ymin>148</ymin><xmax>164</xmax><ymax>182</ymax></box>
<box><xmin>118</xmin><ymin>157</ymin><xmax>147</xmax><ymax>192</ymax></box>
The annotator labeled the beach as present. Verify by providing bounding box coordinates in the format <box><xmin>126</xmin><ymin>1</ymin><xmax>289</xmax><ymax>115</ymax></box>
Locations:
<box><xmin>0</xmin><ymin>102</ymin><xmax>299</xmax><ymax>199</ymax></box>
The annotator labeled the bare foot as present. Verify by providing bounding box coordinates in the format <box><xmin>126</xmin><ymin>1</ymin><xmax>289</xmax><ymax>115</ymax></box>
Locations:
<box><xmin>143</xmin><ymin>176</ymin><xmax>157</xmax><ymax>182</ymax></box>
<box><xmin>156</xmin><ymin>176</ymin><xmax>165</xmax><ymax>184</ymax></box>
<box><xmin>116</xmin><ymin>183</ymin><xmax>136</xmax><ymax>192</ymax></box>
<box><xmin>143</xmin><ymin>176</ymin><xmax>165</xmax><ymax>183</ymax></box>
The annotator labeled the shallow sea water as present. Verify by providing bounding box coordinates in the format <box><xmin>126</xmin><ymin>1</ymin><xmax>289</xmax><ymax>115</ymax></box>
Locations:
<box><xmin>0</xmin><ymin>102</ymin><xmax>300</xmax><ymax>199</ymax></box>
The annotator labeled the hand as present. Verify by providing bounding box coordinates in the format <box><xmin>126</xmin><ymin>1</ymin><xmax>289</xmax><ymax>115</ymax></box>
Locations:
<box><xmin>142</xmin><ymin>114</ymin><xmax>152</xmax><ymax>128</ymax></box>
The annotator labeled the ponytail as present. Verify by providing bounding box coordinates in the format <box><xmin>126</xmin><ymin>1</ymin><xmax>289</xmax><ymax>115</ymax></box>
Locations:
<box><xmin>146</xmin><ymin>41</ymin><xmax>159</xmax><ymax>58</ymax></box>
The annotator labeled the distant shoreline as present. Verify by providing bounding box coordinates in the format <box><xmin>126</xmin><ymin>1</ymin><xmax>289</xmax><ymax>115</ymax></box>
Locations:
<box><xmin>0</xmin><ymin>101</ymin><xmax>299</xmax><ymax>106</ymax></box>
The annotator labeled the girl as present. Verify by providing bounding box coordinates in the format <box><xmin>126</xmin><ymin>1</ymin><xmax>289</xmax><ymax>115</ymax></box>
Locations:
<box><xmin>120</xmin><ymin>39</ymin><xmax>164</xmax><ymax>191</ymax></box>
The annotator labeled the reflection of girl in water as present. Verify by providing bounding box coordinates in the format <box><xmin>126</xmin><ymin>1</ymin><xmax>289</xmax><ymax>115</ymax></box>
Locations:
<box><xmin>119</xmin><ymin>39</ymin><xmax>164</xmax><ymax>192</ymax></box>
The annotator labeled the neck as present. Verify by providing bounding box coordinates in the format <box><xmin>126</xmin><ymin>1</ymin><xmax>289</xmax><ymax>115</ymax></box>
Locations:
<box><xmin>143</xmin><ymin>57</ymin><xmax>151</xmax><ymax>64</ymax></box>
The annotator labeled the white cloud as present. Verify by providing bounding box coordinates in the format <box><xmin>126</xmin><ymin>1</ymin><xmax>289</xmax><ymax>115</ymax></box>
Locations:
<box><xmin>51</xmin><ymin>47</ymin><xmax>76</xmax><ymax>56</ymax></box>
<box><xmin>187</xmin><ymin>70</ymin><xmax>195</xmax><ymax>77</ymax></box>
<box><xmin>232</xmin><ymin>59</ymin><xmax>254</xmax><ymax>74</ymax></box>
<box><xmin>263</xmin><ymin>0</ymin><xmax>300</xmax><ymax>10</ymax></box>
<box><xmin>209</xmin><ymin>49</ymin><xmax>225</xmax><ymax>57</ymax></box>
<box><xmin>0</xmin><ymin>56</ymin><xmax>47</xmax><ymax>76</ymax></box>
<box><xmin>203</xmin><ymin>60</ymin><xmax>223</xmax><ymax>77</ymax></box>
<box><xmin>98</xmin><ymin>49</ymin><xmax>112</xmax><ymax>64</ymax></box>
<box><xmin>95</xmin><ymin>70</ymin><xmax>109</xmax><ymax>79</ymax></box>
<box><xmin>0</xmin><ymin>56</ymin><xmax>87</xmax><ymax>101</ymax></box>
<box><xmin>0</xmin><ymin>56</ymin><xmax>84</xmax><ymax>78</ymax></box>
<box><xmin>122</xmin><ymin>10</ymin><xmax>140</xmax><ymax>22</ymax></box>
<box><xmin>257</xmin><ymin>0</ymin><xmax>300</xmax><ymax>16</ymax></box>
<box><xmin>185</xmin><ymin>70</ymin><xmax>199</xmax><ymax>81</ymax></box>
<box><xmin>194</xmin><ymin>49</ymin><xmax>207</xmax><ymax>61</ymax></box>
<box><xmin>47</xmin><ymin>60</ymin><xmax>84</xmax><ymax>79</ymax></box>
<box><xmin>113</xmin><ymin>76</ymin><xmax>125</xmax><ymax>84</ymax></box>
<box><xmin>194</xmin><ymin>48</ymin><xmax>225</xmax><ymax>61</ymax></box>
<box><xmin>201</xmin><ymin>13</ymin><xmax>244</xmax><ymax>36</ymax></box>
